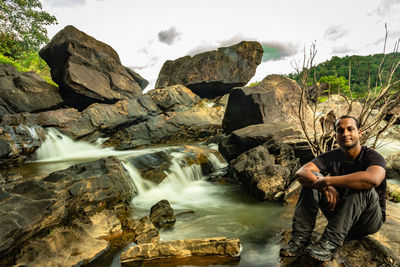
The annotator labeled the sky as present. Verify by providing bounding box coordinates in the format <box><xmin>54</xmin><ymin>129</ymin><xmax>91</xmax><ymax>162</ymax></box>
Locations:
<box><xmin>41</xmin><ymin>0</ymin><xmax>400</xmax><ymax>91</ymax></box>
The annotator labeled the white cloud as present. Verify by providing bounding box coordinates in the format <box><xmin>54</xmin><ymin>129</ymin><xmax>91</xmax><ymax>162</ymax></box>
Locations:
<box><xmin>324</xmin><ymin>25</ymin><xmax>349</xmax><ymax>41</ymax></box>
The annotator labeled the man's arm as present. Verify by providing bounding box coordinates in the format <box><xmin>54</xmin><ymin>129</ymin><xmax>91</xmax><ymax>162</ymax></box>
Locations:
<box><xmin>313</xmin><ymin>165</ymin><xmax>385</xmax><ymax>191</ymax></box>
<box><xmin>295</xmin><ymin>161</ymin><xmax>340</xmax><ymax>211</ymax></box>
<box><xmin>295</xmin><ymin>161</ymin><xmax>322</xmax><ymax>187</ymax></box>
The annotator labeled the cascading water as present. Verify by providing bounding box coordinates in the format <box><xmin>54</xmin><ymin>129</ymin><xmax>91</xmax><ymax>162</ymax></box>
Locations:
<box><xmin>31</xmin><ymin>128</ymin><xmax>288</xmax><ymax>267</ymax></box>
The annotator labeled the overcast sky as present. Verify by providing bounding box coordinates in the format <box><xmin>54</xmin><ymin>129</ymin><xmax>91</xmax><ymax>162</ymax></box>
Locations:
<box><xmin>42</xmin><ymin>0</ymin><xmax>400</xmax><ymax>91</ymax></box>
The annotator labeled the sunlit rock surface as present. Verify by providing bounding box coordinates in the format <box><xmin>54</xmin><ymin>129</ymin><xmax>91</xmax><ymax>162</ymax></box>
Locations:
<box><xmin>39</xmin><ymin>25</ymin><xmax>145</xmax><ymax>110</ymax></box>
<box><xmin>15</xmin><ymin>210</ymin><xmax>121</xmax><ymax>267</ymax></box>
<box><xmin>120</xmin><ymin>237</ymin><xmax>241</xmax><ymax>263</ymax></box>
<box><xmin>0</xmin><ymin>64</ymin><xmax>64</xmax><ymax>116</ymax></box>
<box><xmin>156</xmin><ymin>41</ymin><xmax>263</xmax><ymax>98</ymax></box>
<box><xmin>122</xmin><ymin>216</ymin><xmax>160</xmax><ymax>245</ymax></box>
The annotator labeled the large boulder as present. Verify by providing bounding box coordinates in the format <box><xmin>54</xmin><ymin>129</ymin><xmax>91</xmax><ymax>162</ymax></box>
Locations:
<box><xmin>0</xmin><ymin>156</ymin><xmax>135</xmax><ymax>258</ymax></box>
<box><xmin>222</xmin><ymin>74</ymin><xmax>304</xmax><ymax>134</ymax></box>
<box><xmin>230</xmin><ymin>139</ymin><xmax>300</xmax><ymax>201</ymax></box>
<box><xmin>0</xmin><ymin>125</ymin><xmax>46</xmax><ymax>169</ymax></box>
<box><xmin>0</xmin><ymin>64</ymin><xmax>64</xmax><ymax>116</ymax></box>
<box><xmin>39</xmin><ymin>25</ymin><xmax>144</xmax><ymax>110</ymax></box>
<box><xmin>155</xmin><ymin>41</ymin><xmax>263</xmax><ymax>98</ymax></box>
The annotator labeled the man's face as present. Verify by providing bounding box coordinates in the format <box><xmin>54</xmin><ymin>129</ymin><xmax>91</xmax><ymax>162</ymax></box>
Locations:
<box><xmin>335</xmin><ymin>118</ymin><xmax>362</xmax><ymax>149</ymax></box>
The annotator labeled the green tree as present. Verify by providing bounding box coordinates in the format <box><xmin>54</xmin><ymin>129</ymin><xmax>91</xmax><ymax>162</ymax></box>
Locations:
<box><xmin>0</xmin><ymin>0</ymin><xmax>57</xmax><ymax>58</ymax></box>
<box><xmin>318</xmin><ymin>75</ymin><xmax>349</xmax><ymax>94</ymax></box>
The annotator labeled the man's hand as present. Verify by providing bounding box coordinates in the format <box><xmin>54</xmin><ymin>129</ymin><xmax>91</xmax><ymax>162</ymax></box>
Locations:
<box><xmin>313</xmin><ymin>179</ymin><xmax>340</xmax><ymax>211</ymax></box>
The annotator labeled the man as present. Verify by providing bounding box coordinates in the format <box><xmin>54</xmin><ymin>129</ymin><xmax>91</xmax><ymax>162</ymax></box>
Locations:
<box><xmin>280</xmin><ymin>115</ymin><xmax>386</xmax><ymax>262</ymax></box>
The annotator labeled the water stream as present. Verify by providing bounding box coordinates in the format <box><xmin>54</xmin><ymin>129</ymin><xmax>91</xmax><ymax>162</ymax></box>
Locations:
<box><xmin>26</xmin><ymin>128</ymin><xmax>289</xmax><ymax>267</ymax></box>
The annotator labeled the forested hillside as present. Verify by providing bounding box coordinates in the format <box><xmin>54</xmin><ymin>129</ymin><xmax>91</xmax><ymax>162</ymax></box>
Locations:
<box><xmin>287</xmin><ymin>53</ymin><xmax>400</xmax><ymax>97</ymax></box>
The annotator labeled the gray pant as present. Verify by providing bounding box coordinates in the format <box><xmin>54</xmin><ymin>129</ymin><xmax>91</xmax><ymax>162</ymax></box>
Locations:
<box><xmin>291</xmin><ymin>186</ymin><xmax>384</xmax><ymax>247</ymax></box>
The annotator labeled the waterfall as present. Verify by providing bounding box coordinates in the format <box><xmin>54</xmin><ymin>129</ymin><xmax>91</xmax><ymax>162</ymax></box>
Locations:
<box><xmin>33</xmin><ymin>128</ymin><xmax>166</xmax><ymax>163</ymax></box>
<box><xmin>33</xmin><ymin>128</ymin><xmax>229</xmax><ymax>202</ymax></box>
<box><xmin>34</xmin><ymin>128</ymin><xmax>118</xmax><ymax>162</ymax></box>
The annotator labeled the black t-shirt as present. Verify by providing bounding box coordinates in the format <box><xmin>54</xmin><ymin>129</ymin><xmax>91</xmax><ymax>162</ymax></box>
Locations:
<box><xmin>312</xmin><ymin>146</ymin><xmax>387</xmax><ymax>221</ymax></box>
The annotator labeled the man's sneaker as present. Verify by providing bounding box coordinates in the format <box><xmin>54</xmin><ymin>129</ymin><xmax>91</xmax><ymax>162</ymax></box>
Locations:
<box><xmin>304</xmin><ymin>239</ymin><xmax>339</xmax><ymax>262</ymax></box>
<box><xmin>280</xmin><ymin>236</ymin><xmax>311</xmax><ymax>257</ymax></box>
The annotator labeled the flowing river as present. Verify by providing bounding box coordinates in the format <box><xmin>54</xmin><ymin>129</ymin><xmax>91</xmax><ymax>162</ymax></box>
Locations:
<box><xmin>22</xmin><ymin>129</ymin><xmax>290</xmax><ymax>267</ymax></box>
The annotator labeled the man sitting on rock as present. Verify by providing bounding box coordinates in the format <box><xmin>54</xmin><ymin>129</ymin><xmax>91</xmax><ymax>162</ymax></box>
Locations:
<box><xmin>280</xmin><ymin>115</ymin><xmax>386</xmax><ymax>262</ymax></box>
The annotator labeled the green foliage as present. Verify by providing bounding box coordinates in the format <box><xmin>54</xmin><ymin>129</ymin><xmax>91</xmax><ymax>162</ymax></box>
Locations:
<box><xmin>0</xmin><ymin>52</ymin><xmax>57</xmax><ymax>86</ymax></box>
<box><xmin>0</xmin><ymin>52</ymin><xmax>28</xmax><ymax>71</ymax></box>
<box><xmin>0</xmin><ymin>0</ymin><xmax>57</xmax><ymax>59</ymax></box>
<box><xmin>318</xmin><ymin>75</ymin><xmax>349</xmax><ymax>94</ymax></box>
<box><xmin>317</xmin><ymin>95</ymin><xmax>328</xmax><ymax>103</ymax></box>
<box><xmin>289</xmin><ymin>53</ymin><xmax>400</xmax><ymax>98</ymax></box>
<box><xmin>249</xmin><ymin>81</ymin><xmax>260</xmax><ymax>87</ymax></box>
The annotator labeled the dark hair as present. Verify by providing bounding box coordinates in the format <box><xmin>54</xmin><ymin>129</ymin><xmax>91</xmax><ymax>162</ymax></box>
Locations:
<box><xmin>334</xmin><ymin>115</ymin><xmax>360</xmax><ymax>130</ymax></box>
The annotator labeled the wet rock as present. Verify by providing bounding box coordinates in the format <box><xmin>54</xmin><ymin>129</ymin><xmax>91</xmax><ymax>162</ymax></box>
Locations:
<box><xmin>148</xmin><ymin>84</ymin><xmax>200</xmax><ymax>112</ymax></box>
<box><xmin>120</xmin><ymin>237</ymin><xmax>241</xmax><ymax>263</ymax></box>
<box><xmin>230</xmin><ymin>139</ymin><xmax>300</xmax><ymax>201</ymax></box>
<box><xmin>110</xmin><ymin>107</ymin><xmax>224</xmax><ymax>149</ymax></box>
<box><xmin>219</xmin><ymin>123</ymin><xmax>310</xmax><ymax>163</ymax></box>
<box><xmin>15</xmin><ymin>210</ymin><xmax>122</xmax><ymax>267</ymax></box>
<box><xmin>39</xmin><ymin>25</ymin><xmax>143</xmax><ymax>110</ymax></box>
<box><xmin>126</xmin><ymin>150</ymin><xmax>172</xmax><ymax>184</ymax></box>
<box><xmin>222</xmin><ymin>74</ymin><xmax>305</xmax><ymax>134</ymax></box>
<box><xmin>0</xmin><ymin>125</ymin><xmax>46</xmax><ymax>168</ymax></box>
<box><xmin>0</xmin><ymin>156</ymin><xmax>135</xmax><ymax>258</ymax></box>
<box><xmin>122</xmin><ymin>216</ymin><xmax>160</xmax><ymax>245</ymax></box>
<box><xmin>0</xmin><ymin>64</ymin><xmax>64</xmax><ymax>116</ymax></box>
<box><xmin>149</xmin><ymin>199</ymin><xmax>176</xmax><ymax>228</ymax></box>
<box><xmin>156</xmin><ymin>41</ymin><xmax>263</xmax><ymax>98</ymax></box>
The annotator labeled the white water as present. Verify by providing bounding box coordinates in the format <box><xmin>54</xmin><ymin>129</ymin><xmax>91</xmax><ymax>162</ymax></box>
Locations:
<box><xmin>33</xmin><ymin>128</ymin><xmax>182</xmax><ymax>163</ymax></box>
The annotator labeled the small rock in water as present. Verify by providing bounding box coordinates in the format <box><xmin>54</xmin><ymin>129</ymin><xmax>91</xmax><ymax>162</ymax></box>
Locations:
<box><xmin>149</xmin><ymin>199</ymin><xmax>176</xmax><ymax>228</ymax></box>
